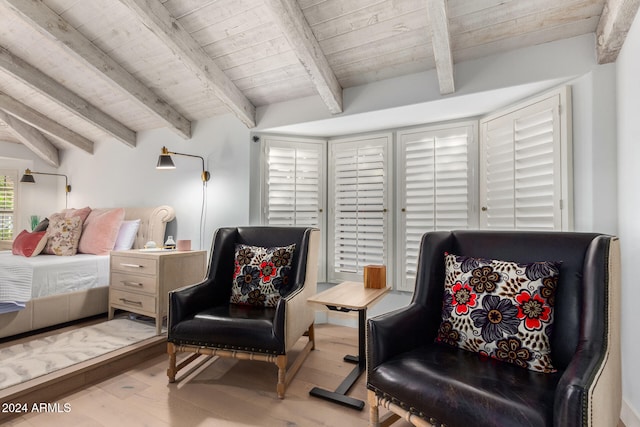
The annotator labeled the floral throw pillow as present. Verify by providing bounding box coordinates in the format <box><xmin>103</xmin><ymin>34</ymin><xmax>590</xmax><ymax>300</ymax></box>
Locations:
<box><xmin>230</xmin><ymin>243</ymin><xmax>296</xmax><ymax>307</ymax></box>
<box><xmin>43</xmin><ymin>213</ymin><xmax>83</xmax><ymax>256</ymax></box>
<box><xmin>436</xmin><ymin>253</ymin><xmax>561</xmax><ymax>373</ymax></box>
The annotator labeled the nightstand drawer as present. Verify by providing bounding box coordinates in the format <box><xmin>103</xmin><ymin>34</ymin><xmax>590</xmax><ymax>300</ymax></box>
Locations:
<box><xmin>110</xmin><ymin>289</ymin><xmax>156</xmax><ymax>314</ymax></box>
<box><xmin>111</xmin><ymin>272</ymin><xmax>158</xmax><ymax>294</ymax></box>
<box><xmin>111</xmin><ymin>255</ymin><xmax>157</xmax><ymax>274</ymax></box>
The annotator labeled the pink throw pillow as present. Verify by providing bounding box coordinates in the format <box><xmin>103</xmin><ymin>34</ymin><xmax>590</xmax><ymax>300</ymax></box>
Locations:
<box><xmin>12</xmin><ymin>230</ymin><xmax>48</xmax><ymax>257</ymax></box>
<box><xmin>60</xmin><ymin>206</ymin><xmax>92</xmax><ymax>224</ymax></box>
<box><xmin>78</xmin><ymin>208</ymin><xmax>125</xmax><ymax>255</ymax></box>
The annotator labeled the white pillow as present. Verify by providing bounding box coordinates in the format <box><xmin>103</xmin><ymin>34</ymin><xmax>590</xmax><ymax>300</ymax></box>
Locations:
<box><xmin>113</xmin><ymin>219</ymin><xmax>141</xmax><ymax>251</ymax></box>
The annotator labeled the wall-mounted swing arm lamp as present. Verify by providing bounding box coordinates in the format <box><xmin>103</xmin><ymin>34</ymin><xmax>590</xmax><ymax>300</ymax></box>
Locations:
<box><xmin>156</xmin><ymin>146</ymin><xmax>210</xmax><ymax>251</ymax></box>
<box><xmin>20</xmin><ymin>169</ymin><xmax>71</xmax><ymax>193</ymax></box>
<box><xmin>20</xmin><ymin>168</ymin><xmax>72</xmax><ymax>208</ymax></box>
<box><xmin>156</xmin><ymin>146</ymin><xmax>210</xmax><ymax>182</ymax></box>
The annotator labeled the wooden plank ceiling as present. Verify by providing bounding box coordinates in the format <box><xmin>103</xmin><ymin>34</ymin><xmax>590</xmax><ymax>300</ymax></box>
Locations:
<box><xmin>0</xmin><ymin>0</ymin><xmax>637</xmax><ymax>166</ymax></box>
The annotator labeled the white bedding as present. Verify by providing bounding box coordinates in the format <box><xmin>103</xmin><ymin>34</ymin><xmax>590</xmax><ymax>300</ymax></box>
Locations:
<box><xmin>0</xmin><ymin>250</ymin><xmax>110</xmax><ymax>313</ymax></box>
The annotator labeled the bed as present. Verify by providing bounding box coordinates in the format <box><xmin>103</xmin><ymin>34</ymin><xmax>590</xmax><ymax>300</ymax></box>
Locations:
<box><xmin>0</xmin><ymin>205</ymin><xmax>175</xmax><ymax>339</ymax></box>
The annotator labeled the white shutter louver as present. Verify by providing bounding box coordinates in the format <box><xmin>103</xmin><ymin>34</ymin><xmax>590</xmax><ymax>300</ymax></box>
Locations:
<box><xmin>329</xmin><ymin>135</ymin><xmax>390</xmax><ymax>281</ymax></box>
<box><xmin>399</xmin><ymin>124</ymin><xmax>475</xmax><ymax>291</ymax></box>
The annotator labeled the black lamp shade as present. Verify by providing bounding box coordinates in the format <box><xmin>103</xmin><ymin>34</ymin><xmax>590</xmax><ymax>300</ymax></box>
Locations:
<box><xmin>20</xmin><ymin>173</ymin><xmax>35</xmax><ymax>183</ymax></box>
<box><xmin>156</xmin><ymin>154</ymin><xmax>176</xmax><ymax>169</ymax></box>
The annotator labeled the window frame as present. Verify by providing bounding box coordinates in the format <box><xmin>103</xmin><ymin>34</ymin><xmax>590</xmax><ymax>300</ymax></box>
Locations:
<box><xmin>479</xmin><ymin>86</ymin><xmax>573</xmax><ymax>231</ymax></box>
<box><xmin>0</xmin><ymin>169</ymin><xmax>18</xmax><ymax>241</ymax></box>
<box><xmin>327</xmin><ymin>132</ymin><xmax>393</xmax><ymax>284</ymax></box>
<box><xmin>395</xmin><ymin>121</ymin><xmax>479</xmax><ymax>291</ymax></box>
<box><xmin>260</xmin><ymin>135</ymin><xmax>327</xmax><ymax>281</ymax></box>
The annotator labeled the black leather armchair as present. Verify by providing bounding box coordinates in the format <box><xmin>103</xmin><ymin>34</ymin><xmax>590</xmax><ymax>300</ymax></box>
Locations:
<box><xmin>367</xmin><ymin>231</ymin><xmax>621</xmax><ymax>427</ymax></box>
<box><xmin>167</xmin><ymin>226</ymin><xmax>320</xmax><ymax>399</ymax></box>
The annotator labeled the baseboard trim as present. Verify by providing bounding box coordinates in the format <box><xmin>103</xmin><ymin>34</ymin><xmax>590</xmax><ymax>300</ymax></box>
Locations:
<box><xmin>622</xmin><ymin>399</ymin><xmax>640</xmax><ymax>427</ymax></box>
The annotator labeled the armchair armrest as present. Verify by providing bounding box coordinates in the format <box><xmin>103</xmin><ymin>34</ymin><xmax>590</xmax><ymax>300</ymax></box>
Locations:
<box><xmin>168</xmin><ymin>278</ymin><xmax>228</xmax><ymax>326</ymax></box>
<box><xmin>367</xmin><ymin>303</ymin><xmax>431</xmax><ymax>370</ymax></box>
<box><xmin>554</xmin><ymin>342</ymin><xmax>621</xmax><ymax>427</ymax></box>
<box><xmin>553</xmin><ymin>342</ymin><xmax>600</xmax><ymax>427</ymax></box>
<box><xmin>279</xmin><ymin>228</ymin><xmax>320</xmax><ymax>351</ymax></box>
<box><xmin>554</xmin><ymin>237</ymin><xmax>621</xmax><ymax>427</ymax></box>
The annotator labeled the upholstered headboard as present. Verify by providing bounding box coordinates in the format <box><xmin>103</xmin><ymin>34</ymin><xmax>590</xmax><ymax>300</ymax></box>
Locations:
<box><xmin>123</xmin><ymin>205</ymin><xmax>175</xmax><ymax>249</ymax></box>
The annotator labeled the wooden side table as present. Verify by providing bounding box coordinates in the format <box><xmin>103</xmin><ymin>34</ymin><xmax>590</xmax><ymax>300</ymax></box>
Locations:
<box><xmin>108</xmin><ymin>249</ymin><xmax>207</xmax><ymax>335</ymax></box>
<box><xmin>307</xmin><ymin>280</ymin><xmax>390</xmax><ymax>410</ymax></box>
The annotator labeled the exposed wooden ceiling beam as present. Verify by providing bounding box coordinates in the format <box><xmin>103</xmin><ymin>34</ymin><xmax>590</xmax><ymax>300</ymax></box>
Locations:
<box><xmin>0</xmin><ymin>47</ymin><xmax>136</xmax><ymax>147</ymax></box>
<box><xmin>0</xmin><ymin>109</ymin><xmax>59</xmax><ymax>167</ymax></box>
<box><xmin>427</xmin><ymin>0</ymin><xmax>455</xmax><ymax>94</ymax></box>
<box><xmin>0</xmin><ymin>91</ymin><xmax>93</xmax><ymax>154</ymax></box>
<box><xmin>117</xmin><ymin>0</ymin><xmax>256</xmax><ymax>128</ymax></box>
<box><xmin>0</xmin><ymin>0</ymin><xmax>192</xmax><ymax>140</ymax></box>
<box><xmin>596</xmin><ymin>0</ymin><xmax>640</xmax><ymax>63</ymax></box>
<box><xmin>263</xmin><ymin>0</ymin><xmax>343</xmax><ymax>114</ymax></box>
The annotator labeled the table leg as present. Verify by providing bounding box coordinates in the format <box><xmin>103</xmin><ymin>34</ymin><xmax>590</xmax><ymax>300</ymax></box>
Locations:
<box><xmin>309</xmin><ymin>308</ymin><xmax>367</xmax><ymax>410</ymax></box>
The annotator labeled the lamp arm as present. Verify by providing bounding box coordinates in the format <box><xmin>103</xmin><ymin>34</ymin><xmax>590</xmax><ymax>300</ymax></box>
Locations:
<box><xmin>168</xmin><ymin>151</ymin><xmax>210</xmax><ymax>182</ymax></box>
<box><xmin>30</xmin><ymin>171</ymin><xmax>71</xmax><ymax>192</ymax></box>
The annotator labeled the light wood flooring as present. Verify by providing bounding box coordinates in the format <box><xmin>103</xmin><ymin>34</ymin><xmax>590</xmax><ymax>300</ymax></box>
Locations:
<box><xmin>3</xmin><ymin>323</ymin><xmax>412</xmax><ymax>427</ymax></box>
<box><xmin>1</xmin><ymin>321</ymin><xmax>626</xmax><ymax>427</ymax></box>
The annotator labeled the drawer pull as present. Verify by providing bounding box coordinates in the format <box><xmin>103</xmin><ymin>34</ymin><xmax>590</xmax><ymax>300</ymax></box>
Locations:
<box><xmin>121</xmin><ymin>281</ymin><xmax>143</xmax><ymax>287</ymax></box>
<box><xmin>120</xmin><ymin>263</ymin><xmax>143</xmax><ymax>268</ymax></box>
<box><xmin>119</xmin><ymin>298</ymin><xmax>143</xmax><ymax>307</ymax></box>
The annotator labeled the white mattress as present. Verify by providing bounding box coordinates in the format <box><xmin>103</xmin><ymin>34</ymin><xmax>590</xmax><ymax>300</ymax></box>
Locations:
<box><xmin>0</xmin><ymin>251</ymin><xmax>110</xmax><ymax>312</ymax></box>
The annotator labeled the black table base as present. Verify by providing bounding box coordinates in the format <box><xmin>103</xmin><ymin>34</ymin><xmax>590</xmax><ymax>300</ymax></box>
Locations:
<box><xmin>309</xmin><ymin>308</ymin><xmax>366</xmax><ymax>410</ymax></box>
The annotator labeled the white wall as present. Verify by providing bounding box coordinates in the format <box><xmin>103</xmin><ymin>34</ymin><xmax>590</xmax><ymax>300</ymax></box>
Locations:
<box><xmin>570</xmin><ymin>65</ymin><xmax>619</xmax><ymax>235</ymax></box>
<box><xmin>617</xmin><ymin>8</ymin><xmax>640</xmax><ymax>426</ymax></box>
<box><xmin>3</xmin><ymin>114</ymin><xmax>251</xmax><ymax>251</ymax></box>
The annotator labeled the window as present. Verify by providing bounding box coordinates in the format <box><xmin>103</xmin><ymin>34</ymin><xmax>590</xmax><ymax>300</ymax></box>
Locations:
<box><xmin>258</xmin><ymin>86</ymin><xmax>572</xmax><ymax>290</ymax></box>
<box><xmin>262</xmin><ymin>137</ymin><xmax>325</xmax><ymax>227</ymax></box>
<box><xmin>479</xmin><ymin>87</ymin><xmax>572</xmax><ymax>230</ymax></box>
<box><xmin>0</xmin><ymin>170</ymin><xmax>17</xmax><ymax>240</ymax></box>
<box><xmin>328</xmin><ymin>133</ymin><xmax>392</xmax><ymax>283</ymax></box>
<box><xmin>396</xmin><ymin>122</ymin><xmax>477</xmax><ymax>291</ymax></box>
<box><xmin>261</xmin><ymin>136</ymin><xmax>326</xmax><ymax>279</ymax></box>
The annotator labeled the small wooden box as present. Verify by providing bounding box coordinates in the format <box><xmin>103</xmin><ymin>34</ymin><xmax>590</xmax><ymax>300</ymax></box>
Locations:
<box><xmin>364</xmin><ymin>265</ymin><xmax>386</xmax><ymax>289</ymax></box>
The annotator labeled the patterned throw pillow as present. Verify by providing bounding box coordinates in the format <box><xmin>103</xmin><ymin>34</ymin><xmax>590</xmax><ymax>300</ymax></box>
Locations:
<box><xmin>43</xmin><ymin>213</ymin><xmax>83</xmax><ymax>256</ymax></box>
<box><xmin>436</xmin><ymin>253</ymin><xmax>561</xmax><ymax>373</ymax></box>
<box><xmin>230</xmin><ymin>243</ymin><xmax>296</xmax><ymax>307</ymax></box>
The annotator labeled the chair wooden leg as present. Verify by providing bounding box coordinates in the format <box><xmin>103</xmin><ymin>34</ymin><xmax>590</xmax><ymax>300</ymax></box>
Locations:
<box><xmin>308</xmin><ymin>322</ymin><xmax>316</xmax><ymax>350</ymax></box>
<box><xmin>276</xmin><ymin>355</ymin><xmax>287</xmax><ymax>399</ymax></box>
<box><xmin>167</xmin><ymin>342</ymin><xmax>177</xmax><ymax>383</ymax></box>
<box><xmin>369</xmin><ymin>390</ymin><xmax>380</xmax><ymax>427</ymax></box>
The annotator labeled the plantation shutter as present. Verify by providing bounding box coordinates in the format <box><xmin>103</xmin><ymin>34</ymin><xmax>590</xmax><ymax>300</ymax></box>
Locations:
<box><xmin>480</xmin><ymin>89</ymin><xmax>569</xmax><ymax>230</ymax></box>
<box><xmin>0</xmin><ymin>170</ymin><xmax>16</xmax><ymax>240</ymax></box>
<box><xmin>397</xmin><ymin>124</ymin><xmax>476</xmax><ymax>291</ymax></box>
<box><xmin>328</xmin><ymin>134</ymin><xmax>391</xmax><ymax>282</ymax></box>
<box><xmin>263</xmin><ymin>140</ymin><xmax>324</xmax><ymax>227</ymax></box>
<box><xmin>262</xmin><ymin>137</ymin><xmax>326</xmax><ymax>280</ymax></box>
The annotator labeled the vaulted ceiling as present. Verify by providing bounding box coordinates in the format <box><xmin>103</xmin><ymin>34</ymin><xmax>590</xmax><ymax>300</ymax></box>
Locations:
<box><xmin>0</xmin><ymin>0</ymin><xmax>637</xmax><ymax>167</ymax></box>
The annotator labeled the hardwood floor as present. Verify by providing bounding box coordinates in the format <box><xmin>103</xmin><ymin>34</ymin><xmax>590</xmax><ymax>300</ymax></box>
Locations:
<box><xmin>3</xmin><ymin>324</ymin><xmax>413</xmax><ymax>427</ymax></box>
<box><xmin>2</xmin><ymin>320</ymin><xmax>626</xmax><ymax>427</ymax></box>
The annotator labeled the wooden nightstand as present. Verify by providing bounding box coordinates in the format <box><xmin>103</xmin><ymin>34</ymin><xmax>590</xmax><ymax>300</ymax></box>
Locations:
<box><xmin>108</xmin><ymin>249</ymin><xmax>207</xmax><ymax>335</ymax></box>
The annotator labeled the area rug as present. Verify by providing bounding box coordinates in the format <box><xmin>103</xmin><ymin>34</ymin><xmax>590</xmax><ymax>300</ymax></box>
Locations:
<box><xmin>0</xmin><ymin>318</ymin><xmax>158</xmax><ymax>390</ymax></box>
